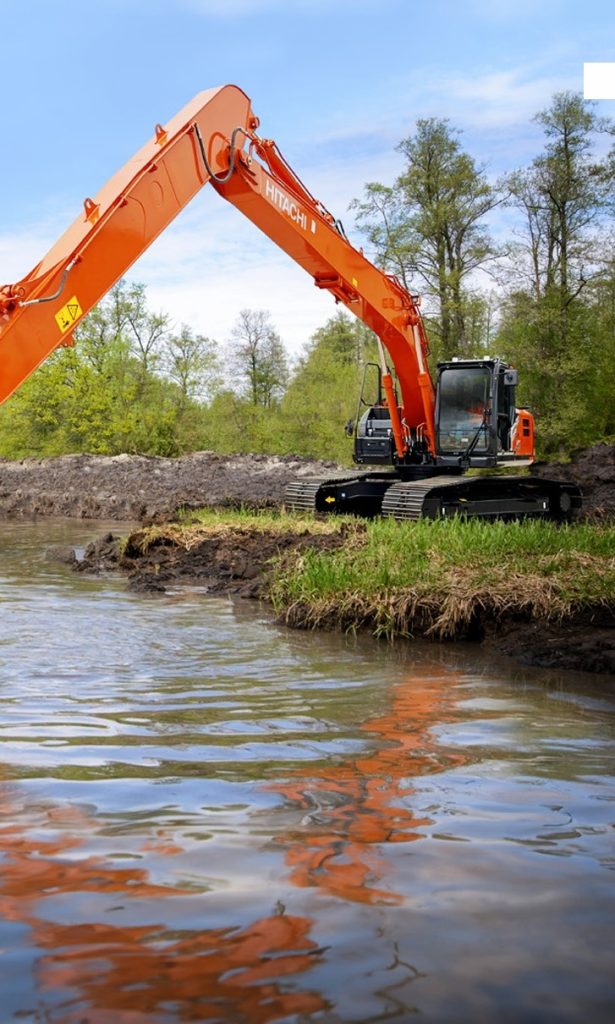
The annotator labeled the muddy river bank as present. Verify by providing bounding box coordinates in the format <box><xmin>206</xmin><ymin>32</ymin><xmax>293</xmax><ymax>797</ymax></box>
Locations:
<box><xmin>4</xmin><ymin>444</ymin><xmax>615</xmax><ymax>676</ymax></box>
<box><xmin>66</xmin><ymin>521</ymin><xmax>615</xmax><ymax>677</ymax></box>
<box><xmin>0</xmin><ymin>451</ymin><xmax>339</xmax><ymax>521</ymax></box>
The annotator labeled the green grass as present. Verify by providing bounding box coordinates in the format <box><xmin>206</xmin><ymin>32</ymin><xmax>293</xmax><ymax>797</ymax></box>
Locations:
<box><xmin>267</xmin><ymin>517</ymin><xmax>615</xmax><ymax>638</ymax></box>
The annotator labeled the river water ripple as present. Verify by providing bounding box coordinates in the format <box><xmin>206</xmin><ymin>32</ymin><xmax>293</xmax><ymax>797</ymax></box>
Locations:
<box><xmin>0</xmin><ymin>519</ymin><xmax>614</xmax><ymax>1023</ymax></box>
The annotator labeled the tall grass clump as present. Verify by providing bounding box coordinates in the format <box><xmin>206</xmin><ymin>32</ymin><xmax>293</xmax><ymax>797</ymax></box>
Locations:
<box><xmin>176</xmin><ymin>505</ymin><xmax>357</xmax><ymax>536</ymax></box>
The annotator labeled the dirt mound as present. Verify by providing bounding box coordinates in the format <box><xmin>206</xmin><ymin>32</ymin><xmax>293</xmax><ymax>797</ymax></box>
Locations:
<box><xmin>1</xmin><ymin>443</ymin><xmax>613</xmax><ymax>521</ymax></box>
<box><xmin>0</xmin><ymin>452</ymin><xmax>341</xmax><ymax>521</ymax></box>
<box><xmin>75</xmin><ymin>526</ymin><xmax>351</xmax><ymax>599</ymax></box>
<box><xmin>531</xmin><ymin>443</ymin><xmax>615</xmax><ymax>518</ymax></box>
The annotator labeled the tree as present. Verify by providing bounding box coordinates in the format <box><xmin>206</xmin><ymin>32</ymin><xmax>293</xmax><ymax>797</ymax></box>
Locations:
<box><xmin>499</xmin><ymin>93</ymin><xmax>614</xmax><ymax>454</ymax></box>
<box><xmin>506</xmin><ymin>92</ymin><xmax>613</xmax><ymax>317</ymax></box>
<box><xmin>75</xmin><ymin>281</ymin><xmax>131</xmax><ymax>375</ymax></box>
<box><xmin>308</xmin><ymin>309</ymin><xmax>374</xmax><ymax>365</ymax></box>
<box><xmin>229</xmin><ymin>309</ymin><xmax>289</xmax><ymax>407</ymax></box>
<box><xmin>585</xmin><ymin>252</ymin><xmax>615</xmax><ymax>441</ymax></box>
<box><xmin>122</xmin><ymin>282</ymin><xmax>169</xmax><ymax>376</ymax></box>
<box><xmin>352</xmin><ymin>119</ymin><xmax>501</xmax><ymax>359</ymax></box>
<box><xmin>277</xmin><ymin>313</ymin><xmax>378</xmax><ymax>463</ymax></box>
<box><xmin>164</xmin><ymin>325</ymin><xmax>222</xmax><ymax>409</ymax></box>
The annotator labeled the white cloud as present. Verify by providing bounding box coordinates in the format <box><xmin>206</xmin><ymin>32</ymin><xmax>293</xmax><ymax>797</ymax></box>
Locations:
<box><xmin>309</xmin><ymin>60</ymin><xmax>580</xmax><ymax>148</ymax></box>
<box><xmin>431</xmin><ymin>66</ymin><xmax>580</xmax><ymax>128</ymax></box>
<box><xmin>292</xmin><ymin>58</ymin><xmax>585</xmax><ymax>188</ymax></box>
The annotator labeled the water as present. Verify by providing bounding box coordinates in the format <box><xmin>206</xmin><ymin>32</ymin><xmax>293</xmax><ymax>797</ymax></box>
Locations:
<box><xmin>0</xmin><ymin>519</ymin><xmax>614</xmax><ymax>1023</ymax></box>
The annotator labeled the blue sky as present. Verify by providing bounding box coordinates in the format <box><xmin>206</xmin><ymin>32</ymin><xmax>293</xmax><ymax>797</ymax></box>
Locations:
<box><xmin>1</xmin><ymin>0</ymin><xmax>613</xmax><ymax>352</ymax></box>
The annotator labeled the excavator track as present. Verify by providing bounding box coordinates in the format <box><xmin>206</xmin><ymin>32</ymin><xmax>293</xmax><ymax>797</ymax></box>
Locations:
<box><xmin>284</xmin><ymin>472</ymin><xmax>396</xmax><ymax>517</ymax></box>
<box><xmin>381</xmin><ymin>474</ymin><xmax>583</xmax><ymax>522</ymax></box>
<box><xmin>286</xmin><ymin>472</ymin><xmax>582</xmax><ymax>522</ymax></box>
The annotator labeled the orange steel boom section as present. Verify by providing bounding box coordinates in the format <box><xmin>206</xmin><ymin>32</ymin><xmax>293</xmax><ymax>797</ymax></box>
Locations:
<box><xmin>0</xmin><ymin>84</ymin><xmax>435</xmax><ymax>454</ymax></box>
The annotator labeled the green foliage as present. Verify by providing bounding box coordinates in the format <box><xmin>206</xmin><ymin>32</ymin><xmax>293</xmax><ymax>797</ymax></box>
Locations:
<box><xmin>192</xmin><ymin>312</ymin><xmax>375</xmax><ymax>462</ymax></box>
<box><xmin>276</xmin><ymin>312</ymin><xmax>377</xmax><ymax>463</ymax></box>
<box><xmin>197</xmin><ymin>390</ymin><xmax>281</xmax><ymax>455</ymax></box>
<box><xmin>498</xmin><ymin>93</ymin><xmax>615</xmax><ymax>455</ymax></box>
<box><xmin>165</xmin><ymin>325</ymin><xmax>222</xmax><ymax>408</ymax></box>
<box><xmin>352</xmin><ymin>118</ymin><xmax>501</xmax><ymax>359</ymax></box>
<box><xmin>498</xmin><ymin>281</ymin><xmax>615</xmax><ymax>455</ymax></box>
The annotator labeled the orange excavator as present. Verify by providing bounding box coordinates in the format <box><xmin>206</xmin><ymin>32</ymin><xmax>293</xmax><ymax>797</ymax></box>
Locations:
<box><xmin>0</xmin><ymin>85</ymin><xmax>580</xmax><ymax>520</ymax></box>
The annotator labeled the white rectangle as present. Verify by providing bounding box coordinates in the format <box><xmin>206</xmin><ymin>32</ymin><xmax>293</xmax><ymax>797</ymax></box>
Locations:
<box><xmin>583</xmin><ymin>62</ymin><xmax>615</xmax><ymax>99</ymax></box>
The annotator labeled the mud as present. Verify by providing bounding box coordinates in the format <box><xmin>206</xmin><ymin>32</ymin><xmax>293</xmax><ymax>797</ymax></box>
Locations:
<box><xmin>531</xmin><ymin>443</ymin><xmax>615</xmax><ymax>519</ymax></box>
<box><xmin>0</xmin><ymin>452</ymin><xmax>341</xmax><ymax>521</ymax></box>
<box><xmin>73</xmin><ymin>527</ymin><xmax>350</xmax><ymax>600</ymax></box>
<box><xmin>1</xmin><ymin>444</ymin><xmax>614</xmax><ymax>521</ymax></box>
<box><xmin>484</xmin><ymin>610</ymin><xmax>615</xmax><ymax>676</ymax></box>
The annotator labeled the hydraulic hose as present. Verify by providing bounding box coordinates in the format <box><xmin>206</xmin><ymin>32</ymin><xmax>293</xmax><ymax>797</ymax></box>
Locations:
<box><xmin>194</xmin><ymin>123</ymin><xmax>249</xmax><ymax>184</ymax></box>
<box><xmin>18</xmin><ymin>257</ymin><xmax>79</xmax><ymax>308</ymax></box>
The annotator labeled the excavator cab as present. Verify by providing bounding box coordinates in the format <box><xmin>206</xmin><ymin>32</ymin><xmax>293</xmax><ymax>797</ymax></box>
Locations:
<box><xmin>434</xmin><ymin>358</ymin><xmax>532</xmax><ymax>469</ymax></box>
<box><xmin>353</xmin><ymin>356</ymin><xmax>532</xmax><ymax>472</ymax></box>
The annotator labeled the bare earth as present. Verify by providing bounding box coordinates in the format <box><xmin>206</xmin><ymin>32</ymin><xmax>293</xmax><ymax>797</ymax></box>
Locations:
<box><xmin>530</xmin><ymin>443</ymin><xmax>615</xmax><ymax>519</ymax></box>
<box><xmin>0</xmin><ymin>443</ymin><xmax>613</xmax><ymax>521</ymax></box>
<box><xmin>0</xmin><ymin>452</ymin><xmax>341</xmax><ymax>521</ymax></box>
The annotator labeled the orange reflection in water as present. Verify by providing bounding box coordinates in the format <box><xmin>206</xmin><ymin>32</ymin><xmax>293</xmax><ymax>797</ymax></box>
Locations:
<box><xmin>0</xmin><ymin>786</ymin><xmax>326</xmax><ymax>1021</ymax></box>
<box><xmin>272</xmin><ymin>670</ymin><xmax>465</xmax><ymax>905</ymax></box>
<box><xmin>0</xmin><ymin>664</ymin><xmax>462</xmax><ymax>1021</ymax></box>
<box><xmin>35</xmin><ymin>912</ymin><xmax>324</xmax><ymax>1024</ymax></box>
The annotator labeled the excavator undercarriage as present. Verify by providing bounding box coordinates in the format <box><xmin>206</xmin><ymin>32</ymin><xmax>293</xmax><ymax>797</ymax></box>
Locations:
<box><xmin>284</xmin><ymin>471</ymin><xmax>582</xmax><ymax>522</ymax></box>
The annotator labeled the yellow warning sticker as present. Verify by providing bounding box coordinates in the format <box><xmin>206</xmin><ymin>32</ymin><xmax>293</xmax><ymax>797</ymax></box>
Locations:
<box><xmin>55</xmin><ymin>295</ymin><xmax>83</xmax><ymax>334</ymax></box>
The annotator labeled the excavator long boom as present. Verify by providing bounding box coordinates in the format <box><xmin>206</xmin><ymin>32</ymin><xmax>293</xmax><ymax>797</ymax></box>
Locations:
<box><xmin>0</xmin><ymin>84</ymin><xmax>435</xmax><ymax>453</ymax></box>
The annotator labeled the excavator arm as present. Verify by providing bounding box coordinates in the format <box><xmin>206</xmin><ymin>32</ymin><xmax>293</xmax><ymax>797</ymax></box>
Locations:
<box><xmin>0</xmin><ymin>84</ymin><xmax>435</xmax><ymax>454</ymax></box>
<box><xmin>0</xmin><ymin>86</ymin><xmax>256</xmax><ymax>404</ymax></box>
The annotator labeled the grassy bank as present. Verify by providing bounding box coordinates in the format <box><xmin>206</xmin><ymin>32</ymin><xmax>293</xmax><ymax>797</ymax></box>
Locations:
<box><xmin>145</xmin><ymin>509</ymin><xmax>615</xmax><ymax>642</ymax></box>
<box><xmin>266</xmin><ymin>517</ymin><xmax>615</xmax><ymax>639</ymax></box>
<box><xmin>175</xmin><ymin>506</ymin><xmax>354</xmax><ymax>536</ymax></box>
